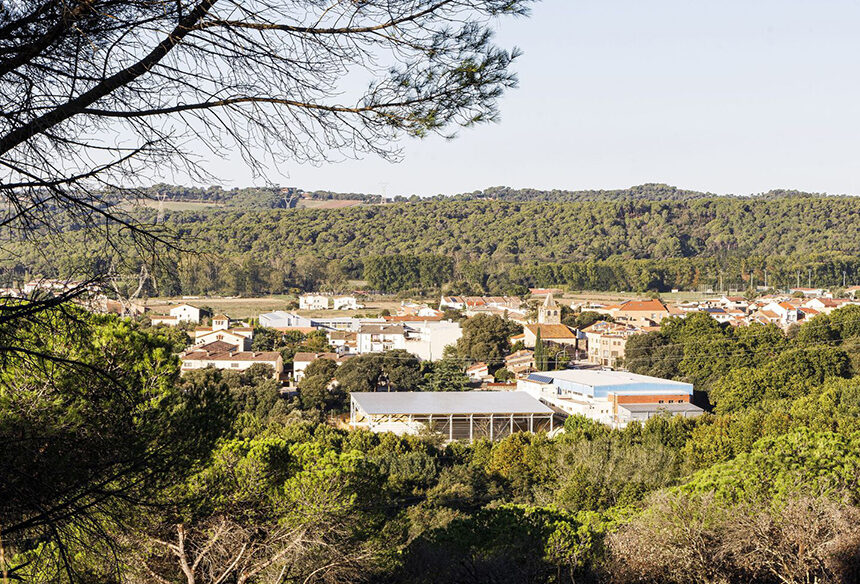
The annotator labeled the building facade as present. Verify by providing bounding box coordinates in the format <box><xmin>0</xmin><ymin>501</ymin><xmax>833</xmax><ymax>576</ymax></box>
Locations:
<box><xmin>517</xmin><ymin>369</ymin><xmax>702</xmax><ymax>428</ymax></box>
<box><xmin>299</xmin><ymin>294</ymin><xmax>330</xmax><ymax>310</ymax></box>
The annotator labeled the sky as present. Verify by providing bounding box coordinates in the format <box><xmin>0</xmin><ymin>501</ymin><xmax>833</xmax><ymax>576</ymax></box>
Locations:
<box><xmin>196</xmin><ymin>0</ymin><xmax>860</xmax><ymax>197</ymax></box>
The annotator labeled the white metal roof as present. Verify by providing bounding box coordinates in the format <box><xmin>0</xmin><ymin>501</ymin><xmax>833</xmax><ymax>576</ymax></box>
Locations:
<box><xmin>350</xmin><ymin>391</ymin><xmax>553</xmax><ymax>416</ymax></box>
<box><xmin>529</xmin><ymin>369</ymin><xmax>692</xmax><ymax>389</ymax></box>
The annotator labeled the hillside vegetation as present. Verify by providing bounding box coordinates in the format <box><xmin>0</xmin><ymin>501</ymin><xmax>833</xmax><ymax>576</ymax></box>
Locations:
<box><xmin>5</xmin><ymin>187</ymin><xmax>860</xmax><ymax>295</ymax></box>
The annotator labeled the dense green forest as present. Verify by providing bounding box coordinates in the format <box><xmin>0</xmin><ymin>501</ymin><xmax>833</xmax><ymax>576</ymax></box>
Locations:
<box><xmin>7</xmin><ymin>188</ymin><xmax>860</xmax><ymax>296</ymax></box>
<box><xmin>6</xmin><ymin>305</ymin><xmax>860</xmax><ymax>583</ymax></box>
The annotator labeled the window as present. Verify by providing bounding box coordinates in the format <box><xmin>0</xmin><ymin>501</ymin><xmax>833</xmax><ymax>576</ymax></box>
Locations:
<box><xmin>658</xmin><ymin>400</ymin><xmax>664</xmax><ymax>404</ymax></box>
<box><xmin>231</xmin><ymin>363</ymin><xmax>239</xmax><ymax>368</ymax></box>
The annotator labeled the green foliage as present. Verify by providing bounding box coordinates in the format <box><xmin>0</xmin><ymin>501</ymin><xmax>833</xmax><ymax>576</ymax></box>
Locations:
<box><xmin>252</xmin><ymin>327</ymin><xmax>331</xmax><ymax>362</ymax></box>
<box><xmin>298</xmin><ymin>358</ymin><xmax>342</xmax><ymax>412</ymax></box>
<box><xmin>0</xmin><ymin>309</ymin><xmax>234</xmax><ymax>579</ymax></box>
<box><xmin>364</xmin><ymin>254</ymin><xmax>454</xmax><ymax>292</ymax></box>
<box><xmin>335</xmin><ymin>350</ymin><xmax>423</xmax><ymax>393</ymax></box>
<box><xmin>456</xmin><ymin>313</ymin><xmax>522</xmax><ymax>367</ymax></box>
<box><xmin>682</xmin><ymin>428</ymin><xmax>860</xmax><ymax>504</ymax></box>
<box><xmin>534</xmin><ymin>326</ymin><xmax>546</xmax><ymax>370</ymax></box>
<box><xmin>400</xmin><ymin>505</ymin><xmax>610</xmax><ymax>584</ymax></box>
<box><xmin>17</xmin><ymin>193</ymin><xmax>860</xmax><ymax>295</ymax></box>
<box><xmin>421</xmin><ymin>348</ymin><xmax>470</xmax><ymax>391</ymax></box>
<box><xmin>571</xmin><ymin>310</ymin><xmax>612</xmax><ymax>329</ymax></box>
<box><xmin>710</xmin><ymin>346</ymin><xmax>851</xmax><ymax>414</ymax></box>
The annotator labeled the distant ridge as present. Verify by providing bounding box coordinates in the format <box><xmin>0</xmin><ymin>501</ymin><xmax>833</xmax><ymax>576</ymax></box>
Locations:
<box><xmin>124</xmin><ymin>182</ymin><xmax>842</xmax><ymax>209</ymax></box>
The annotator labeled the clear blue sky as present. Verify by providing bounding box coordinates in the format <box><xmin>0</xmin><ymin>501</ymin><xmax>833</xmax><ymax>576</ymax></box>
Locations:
<box><xmin>201</xmin><ymin>0</ymin><xmax>860</xmax><ymax>196</ymax></box>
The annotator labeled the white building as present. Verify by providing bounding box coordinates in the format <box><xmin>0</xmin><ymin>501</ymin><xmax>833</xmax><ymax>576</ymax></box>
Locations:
<box><xmin>518</xmin><ymin>369</ymin><xmax>702</xmax><ymax>428</ymax></box>
<box><xmin>333</xmin><ymin>295</ymin><xmax>361</xmax><ymax>310</ymax></box>
<box><xmin>258</xmin><ymin>310</ymin><xmax>315</xmax><ymax>329</ymax></box>
<box><xmin>170</xmin><ymin>303</ymin><xmax>204</xmax><ymax>323</ymax></box>
<box><xmin>193</xmin><ymin>314</ymin><xmax>254</xmax><ymax>349</ymax></box>
<box><xmin>439</xmin><ymin>295</ymin><xmax>522</xmax><ymax>312</ymax></box>
<box><xmin>466</xmin><ymin>362</ymin><xmax>491</xmax><ymax>383</ymax></box>
<box><xmin>327</xmin><ymin>330</ymin><xmax>358</xmax><ymax>354</ymax></box>
<box><xmin>760</xmin><ymin>301</ymin><xmax>800</xmax><ymax>327</ymax></box>
<box><xmin>582</xmin><ymin>321</ymin><xmax>640</xmax><ymax>368</ymax></box>
<box><xmin>356</xmin><ymin>324</ymin><xmax>408</xmax><ymax>353</ymax></box>
<box><xmin>789</xmin><ymin>287</ymin><xmax>829</xmax><ymax>298</ymax></box>
<box><xmin>803</xmin><ymin>298</ymin><xmax>858</xmax><ymax>314</ymax></box>
<box><xmin>349</xmin><ymin>391</ymin><xmax>554</xmax><ymax>441</ymax></box>
<box><xmin>180</xmin><ymin>341</ymin><xmax>283</xmax><ymax>379</ymax></box>
<box><xmin>299</xmin><ymin>294</ymin><xmax>330</xmax><ymax>310</ymax></box>
<box><xmin>402</xmin><ymin>319</ymin><xmax>463</xmax><ymax>361</ymax></box>
<box><xmin>399</xmin><ymin>302</ymin><xmax>444</xmax><ymax>318</ymax></box>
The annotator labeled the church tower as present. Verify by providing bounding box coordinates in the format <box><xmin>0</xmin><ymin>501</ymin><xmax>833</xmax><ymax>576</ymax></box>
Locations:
<box><xmin>538</xmin><ymin>293</ymin><xmax>561</xmax><ymax>324</ymax></box>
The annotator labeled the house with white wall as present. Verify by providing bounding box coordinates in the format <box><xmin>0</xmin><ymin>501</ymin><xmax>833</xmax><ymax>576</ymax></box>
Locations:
<box><xmin>180</xmin><ymin>340</ymin><xmax>283</xmax><ymax>379</ymax></box>
<box><xmin>170</xmin><ymin>303</ymin><xmax>205</xmax><ymax>323</ymax></box>
<box><xmin>356</xmin><ymin>324</ymin><xmax>408</xmax><ymax>353</ymax></box>
<box><xmin>193</xmin><ymin>314</ymin><xmax>254</xmax><ymax>349</ymax></box>
<box><xmin>333</xmin><ymin>295</ymin><xmax>361</xmax><ymax>310</ymax></box>
<box><xmin>299</xmin><ymin>294</ymin><xmax>330</xmax><ymax>310</ymax></box>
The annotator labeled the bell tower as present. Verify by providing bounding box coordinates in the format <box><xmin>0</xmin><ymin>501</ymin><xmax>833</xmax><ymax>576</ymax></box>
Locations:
<box><xmin>538</xmin><ymin>293</ymin><xmax>561</xmax><ymax>324</ymax></box>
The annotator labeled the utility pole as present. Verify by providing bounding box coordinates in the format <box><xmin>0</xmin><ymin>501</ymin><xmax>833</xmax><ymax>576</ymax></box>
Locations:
<box><xmin>843</xmin><ymin>271</ymin><xmax>847</xmax><ymax>287</ymax></box>
<box><xmin>808</xmin><ymin>269</ymin><xmax>812</xmax><ymax>288</ymax></box>
<box><xmin>796</xmin><ymin>271</ymin><xmax>800</xmax><ymax>288</ymax></box>
<box><xmin>764</xmin><ymin>269</ymin><xmax>768</xmax><ymax>289</ymax></box>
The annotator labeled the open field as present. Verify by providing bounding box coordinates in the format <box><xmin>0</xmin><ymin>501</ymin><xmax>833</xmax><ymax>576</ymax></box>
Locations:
<box><xmin>119</xmin><ymin>199</ymin><xmax>224</xmax><ymax>211</ymax></box>
<box><xmin>144</xmin><ymin>295</ymin><xmax>404</xmax><ymax>320</ymax></box>
<box><xmin>295</xmin><ymin>199</ymin><xmax>366</xmax><ymax>209</ymax></box>
<box><xmin>561</xmin><ymin>290</ymin><xmax>728</xmax><ymax>305</ymax></box>
<box><xmin>144</xmin><ymin>290</ymin><xmax>731</xmax><ymax>320</ymax></box>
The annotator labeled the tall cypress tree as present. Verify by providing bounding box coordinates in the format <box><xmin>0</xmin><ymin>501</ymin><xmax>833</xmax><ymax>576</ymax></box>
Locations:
<box><xmin>535</xmin><ymin>327</ymin><xmax>545</xmax><ymax>371</ymax></box>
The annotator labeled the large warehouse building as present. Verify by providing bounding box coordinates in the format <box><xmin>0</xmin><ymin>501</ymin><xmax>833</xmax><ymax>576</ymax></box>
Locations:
<box><xmin>349</xmin><ymin>391</ymin><xmax>555</xmax><ymax>441</ymax></box>
<box><xmin>517</xmin><ymin>369</ymin><xmax>703</xmax><ymax>427</ymax></box>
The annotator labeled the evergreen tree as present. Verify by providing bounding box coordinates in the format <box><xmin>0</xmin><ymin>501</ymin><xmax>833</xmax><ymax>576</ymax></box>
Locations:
<box><xmin>535</xmin><ymin>327</ymin><xmax>546</xmax><ymax>371</ymax></box>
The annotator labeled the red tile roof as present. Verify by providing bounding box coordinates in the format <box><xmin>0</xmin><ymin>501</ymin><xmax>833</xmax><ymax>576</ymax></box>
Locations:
<box><xmin>525</xmin><ymin>324</ymin><xmax>576</xmax><ymax>339</ymax></box>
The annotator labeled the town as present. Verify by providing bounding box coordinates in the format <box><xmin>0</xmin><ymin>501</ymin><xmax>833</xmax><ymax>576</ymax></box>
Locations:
<box><xmin>11</xmin><ymin>278</ymin><xmax>860</xmax><ymax>439</ymax></box>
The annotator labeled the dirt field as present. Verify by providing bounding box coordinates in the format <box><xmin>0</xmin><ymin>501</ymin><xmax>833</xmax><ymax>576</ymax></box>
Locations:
<box><xmin>144</xmin><ymin>295</ymin><xmax>404</xmax><ymax>320</ymax></box>
<box><xmin>295</xmin><ymin>199</ymin><xmax>365</xmax><ymax>209</ymax></box>
<box><xmin>562</xmin><ymin>290</ymin><xmax>716</xmax><ymax>305</ymax></box>
<box><xmin>122</xmin><ymin>199</ymin><xmax>223</xmax><ymax>211</ymax></box>
<box><xmin>144</xmin><ymin>290</ymin><xmax>719</xmax><ymax>320</ymax></box>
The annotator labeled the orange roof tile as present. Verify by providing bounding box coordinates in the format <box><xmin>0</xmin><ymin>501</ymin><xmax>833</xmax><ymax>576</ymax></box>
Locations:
<box><xmin>525</xmin><ymin>324</ymin><xmax>576</xmax><ymax>339</ymax></box>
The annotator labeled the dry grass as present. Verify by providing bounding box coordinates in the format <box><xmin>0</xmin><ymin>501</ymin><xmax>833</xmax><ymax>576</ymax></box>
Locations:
<box><xmin>562</xmin><ymin>290</ymin><xmax>716</xmax><ymax>305</ymax></box>
<box><xmin>143</xmin><ymin>296</ymin><xmax>404</xmax><ymax>319</ymax></box>
<box><xmin>295</xmin><ymin>199</ymin><xmax>365</xmax><ymax>209</ymax></box>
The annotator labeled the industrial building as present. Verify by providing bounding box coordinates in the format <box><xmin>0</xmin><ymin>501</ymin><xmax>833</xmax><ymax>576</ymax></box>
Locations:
<box><xmin>517</xmin><ymin>369</ymin><xmax>703</xmax><ymax>427</ymax></box>
<box><xmin>349</xmin><ymin>391</ymin><xmax>555</xmax><ymax>441</ymax></box>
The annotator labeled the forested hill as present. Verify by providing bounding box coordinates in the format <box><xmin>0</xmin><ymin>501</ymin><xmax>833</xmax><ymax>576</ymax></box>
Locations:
<box><xmin>11</xmin><ymin>192</ymin><xmax>860</xmax><ymax>297</ymax></box>
<box><xmin>157</xmin><ymin>195</ymin><xmax>859</xmax><ymax>264</ymax></box>
<box><xmin>122</xmin><ymin>182</ymin><xmax>836</xmax><ymax>207</ymax></box>
<box><xmin>444</xmin><ymin>183</ymin><xmax>718</xmax><ymax>201</ymax></box>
